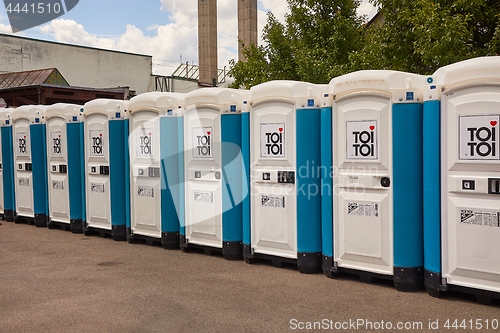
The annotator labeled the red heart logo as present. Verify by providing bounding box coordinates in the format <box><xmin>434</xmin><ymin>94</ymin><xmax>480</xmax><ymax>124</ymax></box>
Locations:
<box><xmin>207</xmin><ymin>131</ymin><xmax>211</xmax><ymax>135</ymax></box>
<box><xmin>100</xmin><ymin>134</ymin><xmax>102</xmax><ymax>136</ymax></box>
<box><xmin>24</xmin><ymin>136</ymin><xmax>26</xmax><ymax>138</ymax></box>
<box><xmin>370</xmin><ymin>126</ymin><xmax>375</xmax><ymax>130</ymax></box>
<box><xmin>491</xmin><ymin>121</ymin><xmax>497</xmax><ymax>127</ymax></box>
<box><xmin>279</xmin><ymin>128</ymin><xmax>283</xmax><ymax>132</ymax></box>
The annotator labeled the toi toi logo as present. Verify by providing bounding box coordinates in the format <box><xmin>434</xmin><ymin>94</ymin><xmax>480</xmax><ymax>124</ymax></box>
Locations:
<box><xmin>261</xmin><ymin>123</ymin><xmax>285</xmax><ymax>158</ymax></box>
<box><xmin>460</xmin><ymin>115</ymin><xmax>500</xmax><ymax>160</ymax></box>
<box><xmin>4</xmin><ymin>0</ymin><xmax>80</xmax><ymax>33</ymax></box>
<box><xmin>136</xmin><ymin>128</ymin><xmax>153</xmax><ymax>157</ymax></box>
<box><xmin>193</xmin><ymin>127</ymin><xmax>212</xmax><ymax>158</ymax></box>
<box><xmin>346</xmin><ymin>120</ymin><xmax>378</xmax><ymax>160</ymax></box>
<box><xmin>18</xmin><ymin>135</ymin><xmax>27</xmax><ymax>154</ymax></box>
<box><xmin>90</xmin><ymin>130</ymin><xmax>103</xmax><ymax>156</ymax></box>
<box><xmin>51</xmin><ymin>132</ymin><xmax>62</xmax><ymax>156</ymax></box>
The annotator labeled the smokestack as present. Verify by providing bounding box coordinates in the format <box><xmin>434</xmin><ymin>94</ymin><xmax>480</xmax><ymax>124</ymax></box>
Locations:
<box><xmin>238</xmin><ymin>0</ymin><xmax>257</xmax><ymax>62</ymax></box>
<box><xmin>198</xmin><ymin>0</ymin><xmax>218</xmax><ymax>86</ymax></box>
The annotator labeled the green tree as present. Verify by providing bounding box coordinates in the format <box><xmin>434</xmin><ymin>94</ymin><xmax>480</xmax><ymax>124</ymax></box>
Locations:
<box><xmin>349</xmin><ymin>0</ymin><xmax>500</xmax><ymax>74</ymax></box>
<box><xmin>229</xmin><ymin>0</ymin><xmax>366</xmax><ymax>89</ymax></box>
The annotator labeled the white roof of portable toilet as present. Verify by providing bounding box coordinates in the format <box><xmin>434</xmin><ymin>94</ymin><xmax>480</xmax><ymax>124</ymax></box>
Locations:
<box><xmin>45</xmin><ymin>103</ymin><xmax>83</xmax><ymax>122</ymax></box>
<box><xmin>184</xmin><ymin>88</ymin><xmax>248</xmax><ymax>112</ymax></box>
<box><xmin>0</xmin><ymin>109</ymin><xmax>13</xmax><ymax>127</ymax></box>
<box><xmin>11</xmin><ymin>105</ymin><xmax>47</xmax><ymax>124</ymax></box>
<box><xmin>129</xmin><ymin>92</ymin><xmax>185</xmax><ymax>116</ymax></box>
<box><xmin>217</xmin><ymin>89</ymin><xmax>249</xmax><ymax>113</ymax></box>
<box><xmin>83</xmin><ymin>99</ymin><xmax>129</xmax><ymax>120</ymax></box>
<box><xmin>425</xmin><ymin>56</ymin><xmax>500</xmax><ymax>101</ymax></box>
<box><xmin>330</xmin><ymin>70</ymin><xmax>425</xmax><ymax>103</ymax></box>
<box><xmin>249</xmin><ymin>80</ymin><xmax>322</xmax><ymax>107</ymax></box>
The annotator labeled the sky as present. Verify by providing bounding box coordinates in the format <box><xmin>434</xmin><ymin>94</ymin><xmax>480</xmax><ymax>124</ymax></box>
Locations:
<box><xmin>0</xmin><ymin>0</ymin><xmax>377</xmax><ymax>76</ymax></box>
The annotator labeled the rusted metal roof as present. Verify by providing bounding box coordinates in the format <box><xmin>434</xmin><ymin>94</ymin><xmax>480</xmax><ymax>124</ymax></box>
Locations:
<box><xmin>0</xmin><ymin>68</ymin><xmax>69</xmax><ymax>89</ymax></box>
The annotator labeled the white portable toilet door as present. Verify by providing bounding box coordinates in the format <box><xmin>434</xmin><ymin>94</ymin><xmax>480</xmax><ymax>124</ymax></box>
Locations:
<box><xmin>130</xmin><ymin>111</ymin><xmax>161</xmax><ymax>238</ymax></box>
<box><xmin>333</xmin><ymin>93</ymin><xmax>393</xmax><ymax>275</ymax></box>
<box><xmin>442</xmin><ymin>84</ymin><xmax>500</xmax><ymax>292</ymax></box>
<box><xmin>14</xmin><ymin>119</ymin><xmax>34</xmax><ymax>218</ymax></box>
<box><xmin>184</xmin><ymin>106</ymin><xmax>222</xmax><ymax>248</ymax></box>
<box><xmin>85</xmin><ymin>114</ymin><xmax>111</xmax><ymax>230</ymax></box>
<box><xmin>47</xmin><ymin>117</ymin><xmax>70</xmax><ymax>223</ymax></box>
<box><xmin>251</xmin><ymin>101</ymin><xmax>297</xmax><ymax>259</ymax></box>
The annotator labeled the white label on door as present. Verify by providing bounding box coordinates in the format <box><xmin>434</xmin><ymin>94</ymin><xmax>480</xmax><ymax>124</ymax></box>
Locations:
<box><xmin>347</xmin><ymin>201</ymin><xmax>379</xmax><ymax>217</ymax></box>
<box><xmin>459</xmin><ymin>115</ymin><xmax>500</xmax><ymax>160</ymax></box>
<box><xmin>51</xmin><ymin>132</ymin><xmax>63</xmax><ymax>156</ymax></box>
<box><xmin>90</xmin><ymin>183</ymin><xmax>105</xmax><ymax>193</ymax></box>
<box><xmin>346</xmin><ymin>120</ymin><xmax>378</xmax><ymax>160</ymax></box>
<box><xmin>137</xmin><ymin>186</ymin><xmax>154</xmax><ymax>197</ymax></box>
<box><xmin>16</xmin><ymin>132</ymin><xmax>28</xmax><ymax>156</ymax></box>
<box><xmin>90</xmin><ymin>130</ymin><xmax>104</xmax><ymax>156</ymax></box>
<box><xmin>460</xmin><ymin>208</ymin><xmax>500</xmax><ymax>227</ymax></box>
<box><xmin>261</xmin><ymin>195</ymin><xmax>285</xmax><ymax>208</ymax></box>
<box><xmin>260</xmin><ymin>123</ymin><xmax>285</xmax><ymax>158</ymax></box>
<box><xmin>52</xmin><ymin>180</ymin><xmax>64</xmax><ymax>190</ymax></box>
<box><xmin>136</xmin><ymin>127</ymin><xmax>153</xmax><ymax>157</ymax></box>
<box><xmin>18</xmin><ymin>178</ymin><xmax>29</xmax><ymax>186</ymax></box>
<box><xmin>194</xmin><ymin>191</ymin><xmax>214</xmax><ymax>203</ymax></box>
<box><xmin>192</xmin><ymin>127</ymin><xmax>212</xmax><ymax>158</ymax></box>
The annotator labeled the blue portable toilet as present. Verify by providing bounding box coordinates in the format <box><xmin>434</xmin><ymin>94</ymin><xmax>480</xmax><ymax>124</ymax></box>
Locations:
<box><xmin>423</xmin><ymin>57</ymin><xmax>500</xmax><ymax>304</ymax></box>
<box><xmin>11</xmin><ymin>105</ymin><xmax>49</xmax><ymax>227</ymax></box>
<box><xmin>45</xmin><ymin>103</ymin><xmax>85</xmax><ymax>233</ymax></box>
<box><xmin>322</xmin><ymin>71</ymin><xmax>426</xmax><ymax>291</ymax></box>
<box><xmin>82</xmin><ymin>99</ymin><xmax>129</xmax><ymax>241</ymax></box>
<box><xmin>0</xmin><ymin>109</ymin><xmax>15</xmax><ymax>222</ymax></box>
<box><xmin>181</xmin><ymin>88</ymin><xmax>250</xmax><ymax>260</ymax></box>
<box><xmin>127</xmin><ymin>92</ymin><xmax>184</xmax><ymax>249</ymax></box>
<box><xmin>245</xmin><ymin>81</ymin><xmax>323</xmax><ymax>273</ymax></box>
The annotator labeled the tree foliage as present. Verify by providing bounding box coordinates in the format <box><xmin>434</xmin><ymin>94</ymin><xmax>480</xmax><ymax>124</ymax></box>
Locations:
<box><xmin>229</xmin><ymin>0</ymin><xmax>365</xmax><ymax>89</ymax></box>
<box><xmin>229</xmin><ymin>0</ymin><xmax>500</xmax><ymax>88</ymax></box>
<box><xmin>350</xmin><ymin>0</ymin><xmax>500</xmax><ymax>74</ymax></box>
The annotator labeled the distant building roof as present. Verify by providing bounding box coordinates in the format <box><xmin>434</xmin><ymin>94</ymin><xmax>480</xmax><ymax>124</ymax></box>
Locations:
<box><xmin>365</xmin><ymin>12</ymin><xmax>384</xmax><ymax>29</ymax></box>
<box><xmin>0</xmin><ymin>68</ymin><xmax>69</xmax><ymax>89</ymax></box>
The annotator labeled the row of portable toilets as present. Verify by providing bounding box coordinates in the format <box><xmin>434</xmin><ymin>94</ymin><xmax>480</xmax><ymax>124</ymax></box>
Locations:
<box><xmin>1</xmin><ymin>57</ymin><xmax>499</xmax><ymax>304</ymax></box>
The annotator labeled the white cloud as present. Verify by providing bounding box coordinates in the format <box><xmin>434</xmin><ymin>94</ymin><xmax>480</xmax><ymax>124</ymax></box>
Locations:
<box><xmin>0</xmin><ymin>23</ymin><xmax>12</xmax><ymax>33</ymax></box>
<box><xmin>147</xmin><ymin>24</ymin><xmax>160</xmax><ymax>31</ymax></box>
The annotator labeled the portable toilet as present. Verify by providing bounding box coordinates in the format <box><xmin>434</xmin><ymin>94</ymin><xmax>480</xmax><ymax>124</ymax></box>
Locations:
<box><xmin>0</xmin><ymin>109</ymin><xmax>15</xmax><ymax>222</ymax></box>
<box><xmin>182</xmin><ymin>88</ymin><xmax>250</xmax><ymax>260</ymax></box>
<box><xmin>322</xmin><ymin>71</ymin><xmax>426</xmax><ymax>291</ymax></box>
<box><xmin>11</xmin><ymin>105</ymin><xmax>49</xmax><ymax>227</ymax></box>
<box><xmin>45</xmin><ymin>103</ymin><xmax>85</xmax><ymax>233</ymax></box>
<box><xmin>423</xmin><ymin>57</ymin><xmax>500</xmax><ymax>304</ymax></box>
<box><xmin>82</xmin><ymin>99</ymin><xmax>129</xmax><ymax>241</ymax></box>
<box><xmin>127</xmin><ymin>92</ymin><xmax>184</xmax><ymax>249</ymax></box>
<box><xmin>245</xmin><ymin>81</ymin><xmax>323</xmax><ymax>273</ymax></box>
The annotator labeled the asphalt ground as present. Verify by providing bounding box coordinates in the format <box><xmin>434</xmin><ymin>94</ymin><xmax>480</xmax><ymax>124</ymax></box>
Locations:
<box><xmin>1</xmin><ymin>221</ymin><xmax>499</xmax><ymax>333</ymax></box>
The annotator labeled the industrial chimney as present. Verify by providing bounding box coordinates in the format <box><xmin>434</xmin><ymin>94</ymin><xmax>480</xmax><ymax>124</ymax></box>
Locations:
<box><xmin>198</xmin><ymin>0</ymin><xmax>218</xmax><ymax>86</ymax></box>
<box><xmin>238</xmin><ymin>0</ymin><xmax>257</xmax><ymax>62</ymax></box>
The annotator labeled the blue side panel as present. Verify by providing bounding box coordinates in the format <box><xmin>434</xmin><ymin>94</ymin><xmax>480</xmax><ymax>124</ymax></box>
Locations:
<box><xmin>124</xmin><ymin>119</ymin><xmax>130</xmax><ymax>229</ymax></box>
<box><xmin>241</xmin><ymin>112</ymin><xmax>251</xmax><ymax>246</ymax></box>
<box><xmin>80</xmin><ymin>123</ymin><xmax>86</xmax><ymax>221</ymax></box>
<box><xmin>109</xmin><ymin>119</ymin><xmax>129</xmax><ymax>227</ymax></box>
<box><xmin>160</xmin><ymin>116</ymin><xmax>184</xmax><ymax>234</ymax></box>
<box><xmin>67</xmin><ymin>122</ymin><xmax>85</xmax><ymax>221</ymax></box>
<box><xmin>423</xmin><ymin>100</ymin><xmax>441</xmax><ymax>274</ymax></box>
<box><xmin>221</xmin><ymin>114</ymin><xmax>244</xmax><ymax>243</ymax></box>
<box><xmin>393</xmin><ymin>103</ymin><xmax>424</xmax><ymax>268</ymax></box>
<box><xmin>296</xmin><ymin>108</ymin><xmax>322</xmax><ymax>253</ymax></box>
<box><xmin>30</xmin><ymin>124</ymin><xmax>49</xmax><ymax>215</ymax></box>
<box><xmin>320</xmin><ymin>107</ymin><xmax>333</xmax><ymax>258</ymax></box>
<box><xmin>1</xmin><ymin>127</ymin><xmax>15</xmax><ymax>211</ymax></box>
